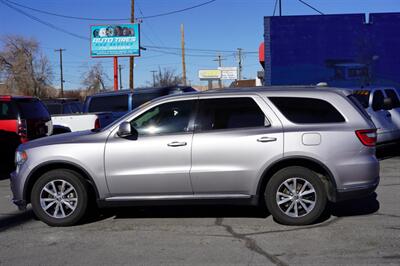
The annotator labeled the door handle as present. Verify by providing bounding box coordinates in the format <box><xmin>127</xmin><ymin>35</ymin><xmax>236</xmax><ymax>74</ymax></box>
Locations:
<box><xmin>167</xmin><ymin>141</ymin><xmax>187</xmax><ymax>147</ymax></box>
<box><xmin>257</xmin><ymin>137</ymin><xmax>277</xmax><ymax>143</ymax></box>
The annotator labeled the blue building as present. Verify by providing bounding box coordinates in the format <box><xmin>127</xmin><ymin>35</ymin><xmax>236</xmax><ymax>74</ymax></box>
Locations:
<box><xmin>263</xmin><ymin>13</ymin><xmax>400</xmax><ymax>88</ymax></box>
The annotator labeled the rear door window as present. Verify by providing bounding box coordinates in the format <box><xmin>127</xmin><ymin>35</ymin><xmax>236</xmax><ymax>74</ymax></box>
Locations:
<box><xmin>72</xmin><ymin>102</ymin><xmax>82</xmax><ymax>113</ymax></box>
<box><xmin>269</xmin><ymin>97</ymin><xmax>345</xmax><ymax>123</ymax></box>
<box><xmin>63</xmin><ymin>104</ymin><xmax>73</xmax><ymax>114</ymax></box>
<box><xmin>88</xmin><ymin>95</ymin><xmax>129</xmax><ymax>112</ymax></box>
<box><xmin>15</xmin><ymin>99</ymin><xmax>50</xmax><ymax>119</ymax></box>
<box><xmin>384</xmin><ymin>89</ymin><xmax>400</xmax><ymax>108</ymax></box>
<box><xmin>196</xmin><ymin>97</ymin><xmax>266</xmax><ymax>131</ymax></box>
<box><xmin>0</xmin><ymin>101</ymin><xmax>17</xmax><ymax>120</ymax></box>
<box><xmin>132</xmin><ymin>92</ymin><xmax>164</xmax><ymax>109</ymax></box>
<box><xmin>45</xmin><ymin>104</ymin><xmax>63</xmax><ymax>115</ymax></box>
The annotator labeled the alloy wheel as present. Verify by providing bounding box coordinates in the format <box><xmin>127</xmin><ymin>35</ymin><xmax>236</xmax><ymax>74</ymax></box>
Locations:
<box><xmin>275</xmin><ymin>177</ymin><xmax>317</xmax><ymax>218</ymax></box>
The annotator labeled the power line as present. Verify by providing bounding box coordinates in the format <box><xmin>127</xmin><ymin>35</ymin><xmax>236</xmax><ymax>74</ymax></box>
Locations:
<box><xmin>1</xmin><ymin>0</ymin><xmax>256</xmax><ymax>57</ymax></box>
<box><xmin>145</xmin><ymin>45</ymin><xmax>257</xmax><ymax>54</ymax></box>
<box><xmin>297</xmin><ymin>0</ymin><xmax>324</xmax><ymax>15</ymax></box>
<box><xmin>137</xmin><ymin>1</ymin><xmax>166</xmax><ymax>46</ymax></box>
<box><xmin>273</xmin><ymin>0</ymin><xmax>278</xmax><ymax>16</ymax></box>
<box><xmin>3</xmin><ymin>0</ymin><xmax>218</xmax><ymax>21</ymax></box>
<box><xmin>0</xmin><ymin>0</ymin><xmax>89</xmax><ymax>41</ymax></box>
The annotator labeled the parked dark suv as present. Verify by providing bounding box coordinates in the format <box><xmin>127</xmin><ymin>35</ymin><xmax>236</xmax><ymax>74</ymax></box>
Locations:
<box><xmin>0</xmin><ymin>95</ymin><xmax>52</xmax><ymax>174</ymax></box>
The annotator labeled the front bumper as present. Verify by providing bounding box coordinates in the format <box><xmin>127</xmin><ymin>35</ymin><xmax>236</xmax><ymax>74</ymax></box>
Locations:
<box><xmin>334</xmin><ymin>176</ymin><xmax>380</xmax><ymax>202</ymax></box>
<box><xmin>10</xmin><ymin>170</ymin><xmax>27</xmax><ymax>210</ymax></box>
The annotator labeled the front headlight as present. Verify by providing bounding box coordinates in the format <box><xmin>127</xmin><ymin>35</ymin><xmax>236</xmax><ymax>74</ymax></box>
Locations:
<box><xmin>15</xmin><ymin>151</ymin><xmax>28</xmax><ymax>165</ymax></box>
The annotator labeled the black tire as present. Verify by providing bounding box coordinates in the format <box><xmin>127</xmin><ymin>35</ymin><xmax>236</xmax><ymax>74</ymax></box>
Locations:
<box><xmin>265</xmin><ymin>166</ymin><xmax>327</xmax><ymax>225</ymax></box>
<box><xmin>31</xmin><ymin>169</ymin><xmax>88</xmax><ymax>226</ymax></box>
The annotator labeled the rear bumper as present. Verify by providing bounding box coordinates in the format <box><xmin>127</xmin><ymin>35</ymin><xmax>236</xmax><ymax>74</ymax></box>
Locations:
<box><xmin>334</xmin><ymin>176</ymin><xmax>379</xmax><ymax>202</ymax></box>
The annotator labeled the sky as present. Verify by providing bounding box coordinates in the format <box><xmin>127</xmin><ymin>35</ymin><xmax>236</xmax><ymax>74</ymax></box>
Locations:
<box><xmin>1</xmin><ymin>0</ymin><xmax>400</xmax><ymax>91</ymax></box>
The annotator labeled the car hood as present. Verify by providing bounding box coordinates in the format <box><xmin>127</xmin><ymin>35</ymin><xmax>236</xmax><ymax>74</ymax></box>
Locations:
<box><xmin>19</xmin><ymin>130</ymin><xmax>105</xmax><ymax>150</ymax></box>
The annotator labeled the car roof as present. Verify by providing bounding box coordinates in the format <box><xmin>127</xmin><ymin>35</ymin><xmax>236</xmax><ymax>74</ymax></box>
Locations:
<box><xmin>0</xmin><ymin>95</ymin><xmax>36</xmax><ymax>101</ymax></box>
<box><xmin>345</xmin><ymin>86</ymin><xmax>396</xmax><ymax>91</ymax></box>
<box><xmin>88</xmin><ymin>86</ymin><xmax>195</xmax><ymax>97</ymax></box>
<box><xmin>41</xmin><ymin>98</ymin><xmax>80</xmax><ymax>103</ymax></box>
<box><xmin>146</xmin><ymin>85</ymin><xmax>353</xmax><ymax>103</ymax></box>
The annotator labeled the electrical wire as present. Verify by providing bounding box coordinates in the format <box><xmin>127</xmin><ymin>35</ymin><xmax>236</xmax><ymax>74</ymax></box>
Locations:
<box><xmin>273</xmin><ymin>0</ymin><xmax>278</xmax><ymax>16</ymax></box>
<box><xmin>1</xmin><ymin>0</ymin><xmax>257</xmax><ymax>59</ymax></box>
<box><xmin>0</xmin><ymin>0</ymin><xmax>90</xmax><ymax>41</ymax></box>
<box><xmin>297</xmin><ymin>0</ymin><xmax>324</xmax><ymax>15</ymax></box>
<box><xmin>145</xmin><ymin>45</ymin><xmax>257</xmax><ymax>54</ymax></box>
<box><xmin>137</xmin><ymin>1</ymin><xmax>166</xmax><ymax>46</ymax></box>
<box><xmin>3</xmin><ymin>0</ymin><xmax>218</xmax><ymax>21</ymax></box>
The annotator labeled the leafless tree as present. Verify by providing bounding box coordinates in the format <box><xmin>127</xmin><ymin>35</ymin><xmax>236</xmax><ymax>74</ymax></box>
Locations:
<box><xmin>0</xmin><ymin>35</ymin><xmax>52</xmax><ymax>96</ymax></box>
<box><xmin>150</xmin><ymin>67</ymin><xmax>183</xmax><ymax>87</ymax></box>
<box><xmin>82</xmin><ymin>63</ymin><xmax>109</xmax><ymax>94</ymax></box>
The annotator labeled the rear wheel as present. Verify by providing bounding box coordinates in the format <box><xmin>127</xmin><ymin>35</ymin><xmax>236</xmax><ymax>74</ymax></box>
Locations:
<box><xmin>31</xmin><ymin>169</ymin><xmax>88</xmax><ymax>226</ymax></box>
<box><xmin>265</xmin><ymin>166</ymin><xmax>327</xmax><ymax>225</ymax></box>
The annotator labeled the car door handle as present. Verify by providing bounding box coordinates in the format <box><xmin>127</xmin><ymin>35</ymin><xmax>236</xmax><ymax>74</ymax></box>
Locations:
<box><xmin>257</xmin><ymin>137</ymin><xmax>277</xmax><ymax>143</ymax></box>
<box><xmin>167</xmin><ymin>141</ymin><xmax>187</xmax><ymax>147</ymax></box>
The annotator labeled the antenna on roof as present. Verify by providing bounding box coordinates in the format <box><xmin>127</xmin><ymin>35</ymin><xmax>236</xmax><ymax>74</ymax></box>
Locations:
<box><xmin>316</xmin><ymin>82</ymin><xmax>328</xmax><ymax>87</ymax></box>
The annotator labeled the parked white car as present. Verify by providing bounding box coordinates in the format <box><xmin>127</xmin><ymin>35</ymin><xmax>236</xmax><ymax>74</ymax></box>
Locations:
<box><xmin>348</xmin><ymin>87</ymin><xmax>400</xmax><ymax>145</ymax></box>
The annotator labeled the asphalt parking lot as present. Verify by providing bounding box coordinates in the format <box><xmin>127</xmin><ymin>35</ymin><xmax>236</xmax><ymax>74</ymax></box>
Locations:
<box><xmin>0</xmin><ymin>156</ymin><xmax>399</xmax><ymax>265</ymax></box>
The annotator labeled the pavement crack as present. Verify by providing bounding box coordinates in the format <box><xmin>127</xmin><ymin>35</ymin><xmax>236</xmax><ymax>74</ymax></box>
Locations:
<box><xmin>244</xmin><ymin>217</ymin><xmax>342</xmax><ymax>236</ymax></box>
<box><xmin>374</xmin><ymin>213</ymin><xmax>400</xmax><ymax>219</ymax></box>
<box><xmin>214</xmin><ymin>217</ymin><xmax>288</xmax><ymax>266</ymax></box>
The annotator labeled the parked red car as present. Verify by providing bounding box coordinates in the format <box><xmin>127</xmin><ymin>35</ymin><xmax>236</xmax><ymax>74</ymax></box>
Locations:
<box><xmin>0</xmin><ymin>95</ymin><xmax>52</xmax><ymax>175</ymax></box>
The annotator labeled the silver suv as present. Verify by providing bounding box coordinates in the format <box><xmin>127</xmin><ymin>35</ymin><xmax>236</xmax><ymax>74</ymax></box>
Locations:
<box><xmin>10</xmin><ymin>87</ymin><xmax>380</xmax><ymax>226</ymax></box>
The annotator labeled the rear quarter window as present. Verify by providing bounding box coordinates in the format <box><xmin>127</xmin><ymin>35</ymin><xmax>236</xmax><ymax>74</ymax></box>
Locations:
<box><xmin>351</xmin><ymin>90</ymin><xmax>370</xmax><ymax>108</ymax></box>
<box><xmin>89</xmin><ymin>95</ymin><xmax>129</xmax><ymax>112</ymax></box>
<box><xmin>0</xmin><ymin>101</ymin><xmax>17</xmax><ymax>120</ymax></box>
<box><xmin>15</xmin><ymin>99</ymin><xmax>50</xmax><ymax>119</ymax></box>
<box><xmin>269</xmin><ymin>97</ymin><xmax>345</xmax><ymax>124</ymax></box>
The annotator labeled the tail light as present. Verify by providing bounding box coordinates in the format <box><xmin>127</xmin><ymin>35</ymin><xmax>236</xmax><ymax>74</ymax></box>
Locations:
<box><xmin>94</xmin><ymin>118</ymin><xmax>100</xmax><ymax>129</ymax></box>
<box><xmin>355</xmin><ymin>129</ymin><xmax>377</xmax><ymax>147</ymax></box>
<box><xmin>0</xmin><ymin>95</ymin><xmax>12</xmax><ymax>101</ymax></box>
<box><xmin>18</xmin><ymin>119</ymin><xmax>28</xmax><ymax>143</ymax></box>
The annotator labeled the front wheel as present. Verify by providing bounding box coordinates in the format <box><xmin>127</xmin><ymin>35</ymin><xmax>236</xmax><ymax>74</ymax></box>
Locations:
<box><xmin>31</xmin><ymin>169</ymin><xmax>88</xmax><ymax>226</ymax></box>
<box><xmin>265</xmin><ymin>166</ymin><xmax>327</xmax><ymax>225</ymax></box>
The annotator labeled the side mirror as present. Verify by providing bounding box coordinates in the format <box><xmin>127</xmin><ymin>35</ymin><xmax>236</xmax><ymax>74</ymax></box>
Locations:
<box><xmin>383</xmin><ymin>97</ymin><xmax>393</xmax><ymax>110</ymax></box>
<box><xmin>117</xmin><ymin>122</ymin><xmax>138</xmax><ymax>139</ymax></box>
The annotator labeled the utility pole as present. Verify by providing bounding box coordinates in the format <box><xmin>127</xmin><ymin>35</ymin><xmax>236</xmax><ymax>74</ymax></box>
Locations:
<box><xmin>150</xmin><ymin>70</ymin><xmax>157</xmax><ymax>87</ymax></box>
<box><xmin>237</xmin><ymin>48</ymin><xmax>243</xmax><ymax>80</ymax></box>
<box><xmin>129</xmin><ymin>0</ymin><xmax>135</xmax><ymax>90</ymax></box>
<box><xmin>213</xmin><ymin>54</ymin><xmax>225</xmax><ymax>88</ymax></box>
<box><xmin>118</xmin><ymin>65</ymin><xmax>123</xmax><ymax>89</ymax></box>
<box><xmin>279</xmin><ymin>0</ymin><xmax>282</xmax><ymax>16</ymax></box>
<box><xmin>55</xmin><ymin>48</ymin><xmax>66</xmax><ymax>97</ymax></box>
<box><xmin>181</xmin><ymin>24</ymin><xmax>187</xmax><ymax>86</ymax></box>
